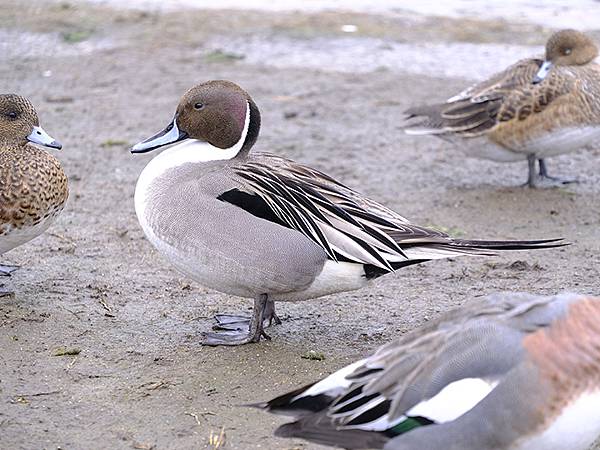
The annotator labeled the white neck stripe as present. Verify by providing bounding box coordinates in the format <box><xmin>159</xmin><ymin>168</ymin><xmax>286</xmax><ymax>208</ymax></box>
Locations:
<box><xmin>134</xmin><ymin>101</ymin><xmax>253</xmax><ymax>221</ymax></box>
<box><xmin>227</xmin><ymin>101</ymin><xmax>251</xmax><ymax>157</ymax></box>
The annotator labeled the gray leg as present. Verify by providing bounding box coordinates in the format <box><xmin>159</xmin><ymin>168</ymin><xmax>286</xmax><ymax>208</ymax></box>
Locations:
<box><xmin>201</xmin><ymin>294</ymin><xmax>271</xmax><ymax>346</ymax></box>
<box><xmin>0</xmin><ymin>264</ymin><xmax>19</xmax><ymax>277</ymax></box>
<box><xmin>538</xmin><ymin>159</ymin><xmax>578</xmax><ymax>184</ymax></box>
<box><xmin>263</xmin><ymin>298</ymin><xmax>281</xmax><ymax>326</ymax></box>
<box><xmin>525</xmin><ymin>154</ymin><xmax>537</xmax><ymax>188</ymax></box>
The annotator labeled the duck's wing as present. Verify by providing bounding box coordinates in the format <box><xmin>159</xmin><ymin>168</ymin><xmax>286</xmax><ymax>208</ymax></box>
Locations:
<box><xmin>226</xmin><ymin>153</ymin><xmax>449</xmax><ymax>272</ymax></box>
<box><xmin>444</xmin><ymin>58</ymin><xmax>544</xmax><ymax>104</ymax></box>
<box><xmin>259</xmin><ymin>293</ymin><xmax>580</xmax><ymax>449</ymax></box>
<box><xmin>403</xmin><ymin>57</ymin><xmax>575</xmax><ymax>137</ymax></box>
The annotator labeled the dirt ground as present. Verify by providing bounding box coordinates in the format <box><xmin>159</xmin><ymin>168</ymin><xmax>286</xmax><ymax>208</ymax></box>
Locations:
<box><xmin>1</xmin><ymin>2</ymin><xmax>599</xmax><ymax>449</ymax></box>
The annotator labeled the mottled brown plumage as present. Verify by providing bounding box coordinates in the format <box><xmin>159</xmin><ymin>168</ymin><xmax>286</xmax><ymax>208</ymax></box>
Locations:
<box><xmin>0</xmin><ymin>94</ymin><xmax>68</xmax><ymax>256</ymax></box>
<box><xmin>0</xmin><ymin>145</ymin><xmax>68</xmax><ymax>236</ymax></box>
<box><xmin>404</xmin><ymin>29</ymin><xmax>600</xmax><ymax>187</ymax></box>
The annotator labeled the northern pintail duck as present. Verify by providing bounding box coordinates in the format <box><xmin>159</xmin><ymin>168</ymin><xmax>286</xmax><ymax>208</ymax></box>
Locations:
<box><xmin>404</xmin><ymin>29</ymin><xmax>600</xmax><ymax>187</ymax></box>
<box><xmin>259</xmin><ymin>292</ymin><xmax>600</xmax><ymax>450</ymax></box>
<box><xmin>131</xmin><ymin>80</ymin><xmax>564</xmax><ymax>346</ymax></box>
<box><xmin>0</xmin><ymin>94</ymin><xmax>67</xmax><ymax>296</ymax></box>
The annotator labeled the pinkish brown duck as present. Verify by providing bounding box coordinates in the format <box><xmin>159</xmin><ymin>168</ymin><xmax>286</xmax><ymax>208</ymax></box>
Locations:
<box><xmin>258</xmin><ymin>292</ymin><xmax>600</xmax><ymax>450</ymax></box>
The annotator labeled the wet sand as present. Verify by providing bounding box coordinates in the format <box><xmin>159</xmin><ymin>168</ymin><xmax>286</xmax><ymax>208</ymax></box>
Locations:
<box><xmin>1</xmin><ymin>1</ymin><xmax>599</xmax><ymax>449</ymax></box>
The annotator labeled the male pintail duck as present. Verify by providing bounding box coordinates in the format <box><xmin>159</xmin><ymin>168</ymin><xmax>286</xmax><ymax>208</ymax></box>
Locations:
<box><xmin>258</xmin><ymin>292</ymin><xmax>600</xmax><ymax>450</ymax></box>
<box><xmin>403</xmin><ymin>29</ymin><xmax>600</xmax><ymax>187</ymax></box>
<box><xmin>131</xmin><ymin>80</ymin><xmax>565</xmax><ymax>346</ymax></box>
<box><xmin>0</xmin><ymin>94</ymin><xmax>67</xmax><ymax>296</ymax></box>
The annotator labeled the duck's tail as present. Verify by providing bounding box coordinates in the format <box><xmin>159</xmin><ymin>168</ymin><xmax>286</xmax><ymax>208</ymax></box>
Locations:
<box><xmin>363</xmin><ymin>237</ymin><xmax>568</xmax><ymax>279</ymax></box>
<box><xmin>439</xmin><ymin>237</ymin><xmax>568</xmax><ymax>255</ymax></box>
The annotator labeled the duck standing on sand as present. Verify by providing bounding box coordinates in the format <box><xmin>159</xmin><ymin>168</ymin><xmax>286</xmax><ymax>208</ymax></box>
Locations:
<box><xmin>258</xmin><ymin>292</ymin><xmax>600</xmax><ymax>450</ymax></box>
<box><xmin>131</xmin><ymin>80</ymin><xmax>564</xmax><ymax>346</ymax></box>
<box><xmin>404</xmin><ymin>29</ymin><xmax>600</xmax><ymax>187</ymax></box>
<box><xmin>0</xmin><ymin>94</ymin><xmax>67</xmax><ymax>296</ymax></box>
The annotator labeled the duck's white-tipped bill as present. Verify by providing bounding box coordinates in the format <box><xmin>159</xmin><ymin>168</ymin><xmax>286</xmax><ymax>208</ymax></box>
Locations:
<box><xmin>27</xmin><ymin>125</ymin><xmax>62</xmax><ymax>149</ymax></box>
<box><xmin>131</xmin><ymin>117</ymin><xmax>188</xmax><ymax>153</ymax></box>
<box><xmin>533</xmin><ymin>61</ymin><xmax>553</xmax><ymax>84</ymax></box>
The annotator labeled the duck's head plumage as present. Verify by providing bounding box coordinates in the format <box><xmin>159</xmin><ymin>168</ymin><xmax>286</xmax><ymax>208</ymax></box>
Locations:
<box><xmin>132</xmin><ymin>80</ymin><xmax>260</xmax><ymax>156</ymax></box>
<box><xmin>0</xmin><ymin>94</ymin><xmax>61</xmax><ymax>150</ymax></box>
<box><xmin>534</xmin><ymin>29</ymin><xmax>598</xmax><ymax>83</ymax></box>
<box><xmin>545</xmin><ymin>29</ymin><xmax>598</xmax><ymax>67</ymax></box>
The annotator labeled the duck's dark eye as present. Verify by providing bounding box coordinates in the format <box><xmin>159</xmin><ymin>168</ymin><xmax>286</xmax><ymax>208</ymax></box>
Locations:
<box><xmin>564</xmin><ymin>48</ymin><xmax>572</xmax><ymax>55</ymax></box>
<box><xmin>194</xmin><ymin>102</ymin><xmax>205</xmax><ymax>110</ymax></box>
<box><xmin>6</xmin><ymin>111</ymin><xmax>17</xmax><ymax>119</ymax></box>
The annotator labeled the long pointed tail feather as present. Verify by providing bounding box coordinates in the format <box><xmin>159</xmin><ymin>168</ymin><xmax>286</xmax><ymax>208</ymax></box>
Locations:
<box><xmin>245</xmin><ymin>381</ymin><xmax>331</xmax><ymax>418</ymax></box>
<box><xmin>447</xmin><ymin>237</ymin><xmax>568</xmax><ymax>252</ymax></box>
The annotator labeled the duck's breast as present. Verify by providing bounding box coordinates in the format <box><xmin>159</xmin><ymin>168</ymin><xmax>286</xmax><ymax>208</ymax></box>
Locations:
<box><xmin>0</xmin><ymin>146</ymin><xmax>67</xmax><ymax>254</ymax></box>
<box><xmin>134</xmin><ymin>145</ymin><xmax>329</xmax><ymax>299</ymax></box>
<box><xmin>0</xmin><ymin>212</ymin><xmax>61</xmax><ymax>254</ymax></box>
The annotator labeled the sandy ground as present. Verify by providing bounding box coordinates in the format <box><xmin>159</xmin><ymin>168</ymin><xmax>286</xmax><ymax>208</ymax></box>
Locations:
<box><xmin>1</xmin><ymin>2</ymin><xmax>599</xmax><ymax>449</ymax></box>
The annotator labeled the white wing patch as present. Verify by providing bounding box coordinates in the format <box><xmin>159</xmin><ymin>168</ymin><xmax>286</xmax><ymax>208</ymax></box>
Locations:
<box><xmin>407</xmin><ymin>377</ymin><xmax>499</xmax><ymax>423</ymax></box>
<box><xmin>330</xmin><ymin>377</ymin><xmax>498</xmax><ymax>432</ymax></box>
<box><xmin>293</xmin><ymin>359</ymin><xmax>368</xmax><ymax>401</ymax></box>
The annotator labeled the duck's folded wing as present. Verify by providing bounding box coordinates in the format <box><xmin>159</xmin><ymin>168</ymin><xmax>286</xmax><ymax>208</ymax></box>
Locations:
<box><xmin>360</xmin><ymin>292</ymin><xmax>577</xmax><ymax>421</ymax></box>
<box><xmin>444</xmin><ymin>58</ymin><xmax>544</xmax><ymax>103</ymax></box>
<box><xmin>403</xmin><ymin>57</ymin><xmax>573</xmax><ymax>137</ymax></box>
<box><xmin>226</xmin><ymin>155</ymin><xmax>447</xmax><ymax>271</ymax></box>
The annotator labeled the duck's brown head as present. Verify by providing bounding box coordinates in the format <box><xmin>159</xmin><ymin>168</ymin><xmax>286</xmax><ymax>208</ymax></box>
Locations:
<box><xmin>533</xmin><ymin>30</ymin><xmax>598</xmax><ymax>83</ymax></box>
<box><xmin>131</xmin><ymin>80</ymin><xmax>260</xmax><ymax>155</ymax></box>
<box><xmin>0</xmin><ymin>94</ymin><xmax>62</xmax><ymax>149</ymax></box>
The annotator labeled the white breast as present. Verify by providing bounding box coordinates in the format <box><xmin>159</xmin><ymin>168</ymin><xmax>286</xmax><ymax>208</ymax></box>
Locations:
<box><xmin>0</xmin><ymin>214</ymin><xmax>59</xmax><ymax>255</ymax></box>
<box><xmin>452</xmin><ymin>136</ymin><xmax>526</xmax><ymax>162</ymax></box>
<box><xmin>134</xmin><ymin>102</ymin><xmax>250</xmax><ymax>229</ymax></box>
<box><xmin>520</xmin><ymin>126</ymin><xmax>600</xmax><ymax>158</ymax></box>
<box><xmin>454</xmin><ymin>126</ymin><xmax>600</xmax><ymax>162</ymax></box>
<box><xmin>134</xmin><ymin>140</ymin><xmax>248</xmax><ymax>297</ymax></box>
<box><xmin>134</xmin><ymin>139</ymin><xmax>241</xmax><ymax>229</ymax></box>
<box><xmin>512</xmin><ymin>390</ymin><xmax>600</xmax><ymax>450</ymax></box>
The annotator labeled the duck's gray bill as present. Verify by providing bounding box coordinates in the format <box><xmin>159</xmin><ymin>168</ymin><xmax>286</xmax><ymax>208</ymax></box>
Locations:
<box><xmin>27</xmin><ymin>125</ymin><xmax>62</xmax><ymax>150</ymax></box>
<box><xmin>533</xmin><ymin>61</ymin><xmax>553</xmax><ymax>84</ymax></box>
<box><xmin>131</xmin><ymin>118</ymin><xmax>188</xmax><ymax>153</ymax></box>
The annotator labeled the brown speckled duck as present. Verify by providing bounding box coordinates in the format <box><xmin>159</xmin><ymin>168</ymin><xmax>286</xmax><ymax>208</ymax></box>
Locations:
<box><xmin>0</xmin><ymin>94</ymin><xmax>68</xmax><ymax>295</ymax></box>
<box><xmin>404</xmin><ymin>29</ymin><xmax>600</xmax><ymax>187</ymax></box>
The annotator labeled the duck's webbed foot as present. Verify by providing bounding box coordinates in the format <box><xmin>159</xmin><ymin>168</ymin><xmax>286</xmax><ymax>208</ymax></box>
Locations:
<box><xmin>0</xmin><ymin>264</ymin><xmax>19</xmax><ymax>277</ymax></box>
<box><xmin>524</xmin><ymin>156</ymin><xmax>578</xmax><ymax>187</ymax></box>
<box><xmin>201</xmin><ymin>294</ymin><xmax>272</xmax><ymax>346</ymax></box>
<box><xmin>212</xmin><ymin>298</ymin><xmax>281</xmax><ymax>331</ymax></box>
<box><xmin>263</xmin><ymin>298</ymin><xmax>282</xmax><ymax>326</ymax></box>
<box><xmin>538</xmin><ymin>159</ymin><xmax>578</xmax><ymax>185</ymax></box>
<box><xmin>0</xmin><ymin>284</ymin><xmax>14</xmax><ymax>297</ymax></box>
